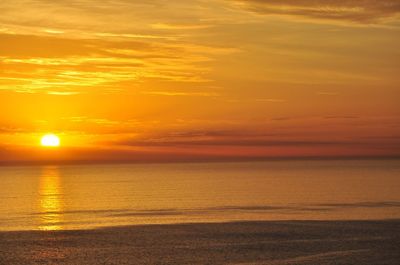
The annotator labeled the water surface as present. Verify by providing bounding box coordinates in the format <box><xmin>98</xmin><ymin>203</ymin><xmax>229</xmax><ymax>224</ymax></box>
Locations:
<box><xmin>1</xmin><ymin>159</ymin><xmax>399</xmax><ymax>231</ymax></box>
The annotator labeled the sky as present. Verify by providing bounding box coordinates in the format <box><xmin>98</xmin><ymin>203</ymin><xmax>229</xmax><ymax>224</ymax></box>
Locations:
<box><xmin>0</xmin><ymin>0</ymin><xmax>399</xmax><ymax>163</ymax></box>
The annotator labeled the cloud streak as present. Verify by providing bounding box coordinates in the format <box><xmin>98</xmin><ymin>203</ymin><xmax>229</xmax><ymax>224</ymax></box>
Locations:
<box><xmin>0</xmin><ymin>32</ymin><xmax>230</xmax><ymax>94</ymax></box>
<box><xmin>108</xmin><ymin>128</ymin><xmax>400</xmax><ymax>150</ymax></box>
<box><xmin>234</xmin><ymin>0</ymin><xmax>400</xmax><ymax>24</ymax></box>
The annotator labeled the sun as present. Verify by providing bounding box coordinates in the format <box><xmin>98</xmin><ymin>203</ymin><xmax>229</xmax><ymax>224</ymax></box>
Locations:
<box><xmin>40</xmin><ymin>134</ymin><xmax>60</xmax><ymax>147</ymax></box>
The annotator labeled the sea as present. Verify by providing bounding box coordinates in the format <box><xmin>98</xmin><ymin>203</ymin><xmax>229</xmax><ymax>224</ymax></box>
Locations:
<box><xmin>0</xmin><ymin>159</ymin><xmax>399</xmax><ymax>231</ymax></box>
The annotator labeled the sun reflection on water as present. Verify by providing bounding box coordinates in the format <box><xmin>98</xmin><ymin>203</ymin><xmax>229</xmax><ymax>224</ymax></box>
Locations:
<box><xmin>38</xmin><ymin>166</ymin><xmax>63</xmax><ymax>230</ymax></box>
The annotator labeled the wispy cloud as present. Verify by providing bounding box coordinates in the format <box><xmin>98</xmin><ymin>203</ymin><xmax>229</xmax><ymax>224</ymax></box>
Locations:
<box><xmin>255</xmin><ymin>98</ymin><xmax>286</xmax><ymax>103</ymax></box>
<box><xmin>142</xmin><ymin>91</ymin><xmax>219</xmax><ymax>97</ymax></box>
<box><xmin>46</xmin><ymin>91</ymin><xmax>81</xmax><ymax>96</ymax></box>
<box><xmin>0</xmin><ymin>31</ymin><xmax>230</xmax><ymax>93</ymax></box>
<box><xmin>151</xmin><ymin>23</ymin><xmax>213</xmax><ymax>30</ymax></box>
<box><xmin>107</xmin><ymin>127</ymin><xmax>400</xmax><ymax>150</ymax></box>
<box><xmin>233</xmin><ymin>0</ymin><xmax>400</xmax><ymax>24</ymax></box>
<box><xmin>0</xmin><ymin>0</ymin><xmax>240</xmax><ymax>94</ymax></box>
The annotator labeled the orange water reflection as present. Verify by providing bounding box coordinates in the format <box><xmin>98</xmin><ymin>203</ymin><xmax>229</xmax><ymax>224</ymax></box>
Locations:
<box><xmin>38</xmin><ymin>166</ymin><xmax>63</xmax><ymax>230</ymax></box>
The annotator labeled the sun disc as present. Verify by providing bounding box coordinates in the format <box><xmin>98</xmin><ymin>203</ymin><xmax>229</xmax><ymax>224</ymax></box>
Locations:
<box><xmin>40</xmin><ymin>134</ymin><xmax>60</xmax><ymax>147</ymax></box>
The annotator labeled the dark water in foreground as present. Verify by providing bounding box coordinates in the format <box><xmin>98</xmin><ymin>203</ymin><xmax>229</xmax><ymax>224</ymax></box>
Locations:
<box><xmin>0</xmin><ymin>159</ymin><xmax>399</xmax><ymax>231</ymax></box>
<box><xmin>1</xmin><ymin>221</ymin><xmax>399</xmax><ymax>265</ymax></box>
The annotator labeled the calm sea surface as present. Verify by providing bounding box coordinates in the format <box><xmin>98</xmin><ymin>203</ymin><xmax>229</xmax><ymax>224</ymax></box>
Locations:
<box><xmin>0</xmin><ymin>159</ymin><xmax>399</xmax><ymax>231</ymax></box>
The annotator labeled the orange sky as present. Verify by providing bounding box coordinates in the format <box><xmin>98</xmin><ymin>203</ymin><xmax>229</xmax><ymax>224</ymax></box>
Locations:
<box><xmin>0</xmin><ymin>0</ymin><xmax>399</xmax><ymax>163</ymax></box>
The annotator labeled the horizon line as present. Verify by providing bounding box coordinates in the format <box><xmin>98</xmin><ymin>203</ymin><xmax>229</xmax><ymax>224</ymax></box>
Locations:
<box><xmin>1</xmin><ymin>155</ymin><xmax>399</xmax><ymax>167</ymax></box>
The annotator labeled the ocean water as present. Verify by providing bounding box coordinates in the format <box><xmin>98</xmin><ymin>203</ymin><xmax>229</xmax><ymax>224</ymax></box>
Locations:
<box><xmin>0</xmin><ymin>159</ymin><xmax>399</xmax><ymax>231</ymax></box>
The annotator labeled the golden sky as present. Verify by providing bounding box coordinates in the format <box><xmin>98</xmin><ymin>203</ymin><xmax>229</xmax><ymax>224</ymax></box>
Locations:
<box><xmin>1</xmin><ymin>0</ymin><xmax>399</xmax><ymax>163</ymax></box>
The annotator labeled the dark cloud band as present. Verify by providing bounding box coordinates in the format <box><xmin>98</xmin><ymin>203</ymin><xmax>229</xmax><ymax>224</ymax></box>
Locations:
<box><xmin>234</xmin><ymin>0</ymin><xmax>400</xmax><ymax>23</ymax></box>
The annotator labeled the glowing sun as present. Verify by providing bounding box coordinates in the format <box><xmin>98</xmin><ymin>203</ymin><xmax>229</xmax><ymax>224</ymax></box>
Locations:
<box><xmin>40</xmin><ymin>134</ymin><xmax>60</xmax><ymax>147</ymax></box>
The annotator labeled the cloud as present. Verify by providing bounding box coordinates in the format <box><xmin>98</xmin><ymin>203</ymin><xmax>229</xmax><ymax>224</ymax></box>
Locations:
<box><xmin>113</xmin><ymin>138</ymin><xmax>375</xmax><ymax>147</ymax></box>
<box><xmin>0</xmin><ymin>0</ymin><xmax>242</xmax><ymax>94</ymax></box>
<box><xmin>46</xmin><ymin>91</ymin><xmax>81</xmax><ymax>96</ymax></box>
<box><xmin>233</xmin><ymin>0</ymin><xmax>400</xmax><ymax>24</ymax></box>
<box><xmin>0</xmin><ymin>0</ymin><xmax>217</xmax><ymax>36</ymax></box>
<box><xmin>255</xmin><ymin>98</ymin><xmax>286</xmax><ymax>103</ymax></box>
<box><xmin>0</xmin><ymin>32</ymin><xmax>222</xmax><ymax>93</ymax></box>
<box><xmin>0</xmin><ymin>126</ymin><xmax>29</xmax><ymax>134</ymax></box>
<box><xmin>323</xmin><ymin>115</ymin><xmax>358</xmax><ymax>120</ymax></box>
<box><xmin>142</xmin><ymin>91</ymin><xmax>219</xmax><ymax>97</ymax></box>
<box><xmin>107</xmin><ymin>128</ymin><xmax>399</xmax><ymax>148</ymax></box>
<box><xmin>151</xmin><ymin>23</ymin><xmax>212</xmax><ymax>30</ymax></box>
